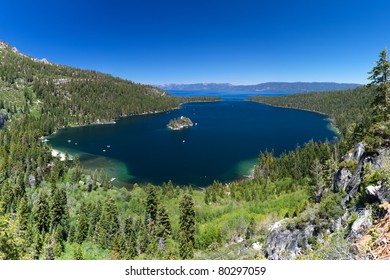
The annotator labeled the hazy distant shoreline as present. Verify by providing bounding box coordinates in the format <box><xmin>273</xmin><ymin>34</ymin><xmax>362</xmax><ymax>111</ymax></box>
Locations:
<box><xmin>159</xmin><ymin>82</ymin><xmax>361</xmax><ymax>92</ymax></box>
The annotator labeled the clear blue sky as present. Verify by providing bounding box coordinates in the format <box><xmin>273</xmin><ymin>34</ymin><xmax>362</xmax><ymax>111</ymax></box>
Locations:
<box><xmin>1</xmin><ymin>0</ymin><xmax>390</xmax><ymax>85</ymax></box>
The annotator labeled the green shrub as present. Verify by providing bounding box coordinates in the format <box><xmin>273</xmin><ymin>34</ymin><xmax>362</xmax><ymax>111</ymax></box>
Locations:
<box><xmin>318</xmin><ymin>193</ymin><xmax>344</xmax><ymax>220</ymax></box>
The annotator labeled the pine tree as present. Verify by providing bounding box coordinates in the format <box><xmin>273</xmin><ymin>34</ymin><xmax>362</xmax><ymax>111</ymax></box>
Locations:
<box><xmin>32</xmin><ymin>230</ymin><xmax>43</xmax><ymax>260</ymax></box>
<box><xmin>43</xmin><ymin>234</ymin><xmax>55</xmax><ymax>260</ymax></box>
<box><xmin>75</xmin><ymin>202</ymin><xmax>89</xmax><ymax>244</ymax></box>
<box><xmin>73</xmin><ymin>244</ymin><xmax>84</xmax><ymax>260</ymax></box>
<box><xmin>71</xmin><ymin>154</ymin><xmax>81</xmax><ymax>182</ymax></box>
<box><xmin>368</xmin><ymin>49</ymin><xmax>390</xmax><ymax>121</ymax></box>
<box><xmin>123</xmin><ymin>217</ymin><xmax>137</xmax><ymax>259</ymax></box>
<box><xmin>179</xmin><ymin>192</ymin><xmax>195</xmax><ymax>259</ymax></box>
<box><xmin>16</xmin><ymin>196</ymin><xmax>29</xmax><ymax>232</ymax></box>
<box><xmin>258</xmin><ymin>150</ymin><xmax>275</xmax><ymax>186</ymax></box>
<box><xmin>54</xmin><ymin>224</ymin><xmax>64</xmax><ymax>257</ymax></box>
<box><xmin>32</xmin><ymin>189</ymin><xmax>50</xmax><ymax>233</ymax></box>
<box><xmin>165</xmin><ymin>180</ymin><xmax>175</xmax><ymax>199</ymax></box>
<box><xmin>96</xmin><ymin>197</ymin><xmax>120</xmax><ymax>248</ymax></box>
<box><xmin>50</xmin><ymin>184</ymin><xmax>65</xmax><ymax>229</ymax></box>
<box><xmin>110</xmin><ymin>232</ymin><xmax>125</xmax><ymax>260</ymax></box>
<box><xmin>136</xmin><ymin>220</ymin><xmax>149</xmax><ymax>254</ymax></box>
<box><xmin>157</xmin><ymin>203</ymin><xmax>171</xmax><ymax>240</ymax></box>
<box><xmin>310</xmin><ymin>158</ymin><xmax>324</xmax><ymax>202</ymax></box>
<box><xmin>88</xmin><ymin>200</ymin><xmax>102</xmax><ymax>239</ymax></box>
<box><xmin>145</xmin><ymin>184</ymin><xmax>158</xmax><ymax>223</ymax></box>
<box><xmin>179</xmin><ymin>231</ymin><xmax>193</xmax><ymax>259</ymax></box>
<box><xmin>0</xmin><ymin>201</ymin><xmax>25</xmax><ymax>260</ymax></box>
<box><xmin>58</xmin><ymin>186</ymin><xmax>70</xmax><ymax>239</ymax></box>
<box><xmin>245</xmin><ymin>217</ymin><xmax>255</xmax><ymax>240</ymax></box>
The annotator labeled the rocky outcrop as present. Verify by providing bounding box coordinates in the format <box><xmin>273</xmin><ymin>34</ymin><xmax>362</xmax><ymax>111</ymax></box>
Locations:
<box><xmin>364</xmin><ymin>148</ymin><xmax>387</xmax><ymax>170</ymax></box>
<box><xmin>334</xmin><ymin>168</ymin><xmax>352</xmax><ymax>193</ymax></box>
<box><xmin>333</xmin><ymin>143</ymin><xmax>366</xmax><ymax>206</ymax></box>
<box><xmin>337</xmin><ymin>144</ymin><xmax>390</xmax><ymax>206</ymax></box>
<box><xmin>264</xmin><ymin>142</ymin><xmax>390</xmax><ymax>259</ymax></box>
<box><xmin>341</xmin><ymin>158</ymin><xmax>365</xmax><ymax>206</ymax></box>
<box><xmin>348</xmin><ymin>209</ymin><xmax>373</xmax><ymax>240</ymax></box>
<box><xmin>343</xmin><ymin>143</ymin><xmax>365</xmax><ymax>162</ymax></box>
<box><xmin>265</xmin><ymin>221</ymin><xmax>315</xmax><ymax>260</ymax></box>
<box><xmin>366</xmin><ymin>184</ymin><xmax>390</xmax><ymax>203</ymax></box>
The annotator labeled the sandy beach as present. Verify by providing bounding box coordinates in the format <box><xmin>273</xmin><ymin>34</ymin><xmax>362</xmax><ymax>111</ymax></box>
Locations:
<box><xmin>51</xmin><ymin>149</ymin><xmax>70</xmax><ymax>161</ymax></box>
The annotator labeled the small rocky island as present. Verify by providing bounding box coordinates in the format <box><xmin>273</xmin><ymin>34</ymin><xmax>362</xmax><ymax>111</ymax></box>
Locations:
<box><xmin>167</xmin><ymin>116</ymin><xmax>193</xmax><ymax>130</ymax></box>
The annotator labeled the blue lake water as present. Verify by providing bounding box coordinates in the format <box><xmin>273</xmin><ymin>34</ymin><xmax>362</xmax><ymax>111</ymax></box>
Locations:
<box><xmin>167</xmin><ymin>89</ymin><xmax>291</xmax><ymax>101</ymax></box>
<box><xmin>48</xmin><ymin>91</ymin><xmax>335</xmax><ymax>187</ymax></box>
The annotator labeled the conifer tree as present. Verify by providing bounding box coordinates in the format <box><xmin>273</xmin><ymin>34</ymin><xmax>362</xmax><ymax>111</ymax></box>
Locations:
<box><xmin>110</xmin><ymin>232</ymin><xmax>125</xmax><ymax>260</ymax></box>
<box><xmin>43</xmin><ymin>234</ymin><xmax>55</xmax><ymax>260</ymax></box>
<box><xmin>73</xmin><ymin>244</ymin><xmax>84</xmax><ymax>260</ymax></box>
<box><xmin>88</xmin><ymin>200</ymin><xmax>102</xmax><ymax>239</ymax></box>
<box><xmin>179</xmin><ymin>230</ymin><xmax>193</xmax><ymax>259</ymax></box>
<box><xmin>50</xmin><ymin>184</ymin><xmax>64</xmax><ymax>228</ymax></box>
<box><xmin>71</xmin><ymin>154</ymin><xmax>81</xmax><ymax>182</ymax></box>
<box><xmin>0</xmin><ymin>201</ymin><xmax>25</xmax><ymax>260</ymax></box>
<box><xmin>136</xmin><ymin>220</ymin><xmax>149</xmax><ymax>254</ymax></box>
<box><xmin>32</xmin><ymin>189</ymin><xmax>50</xmax><ymax>233</ymax></box>
<box><xmin>166</xmin><ymin>180</ymin><xmax>175</xmax><ymax>199</ymax></box>
<box><xmin>75</xmin><ymin>202</ymin><xmax>89</xmax><ymax>243</ymax></box>
<box><xmin>96</xmin><ymin>197</ymin><xmax>120</xmax><ymax>248</ymax></box>
<box><xmin>368</xmin><ymin>49</ymin><xmax>390</xmax><ymax>121</ymax></box>
<box><xmin>54</xmin><ymin>224</ymin><xmax>64</xmax><ymax>257</ymax></box>
<box><xmin>245</xmin><ymin>217</ymin><xmax>255</xmax><ymax>240</ymax></box>
<box><xmin>68</xmin><ymin>223</ymin><xmax>76</xmax><ymax>243</ymax></box>
<box><xmin>123</xmin><ymin>217</ymin><xmax>137</xmax><ymax>259</ymax></box>
<box><xmin>32</xmin><ymin>230</ymin><xmax>43</xmax><ymax>260</ymax></box>
<box><xmin>145</xmin><ymin>184</ymin><xmax>158</xmax><ymax>223</ymax></box>
<box><xmin>59</xmin><ymin>186</ymin><xmax>70</xmax><ymax>239</ymax></box>
<box><xmin>157</xmin><ymin>203</ymin><xmax>172</xmax><ymax>240</ymax></box>
<box><xmin>179</xmin><ymin>192</ymin><xmax>195</xmax><ymax>259</ymax></box>
<box><xmin>16</xmin><ymin>196</ymin><xmax>29</xmax><ymax>232</ymax></box>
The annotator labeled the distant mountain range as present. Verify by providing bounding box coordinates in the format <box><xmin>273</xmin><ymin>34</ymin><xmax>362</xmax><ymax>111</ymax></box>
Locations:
<box><xmin>159</xmin><ymin>82</ymin><xmax>362</xmax><ymax>93</ymax></box>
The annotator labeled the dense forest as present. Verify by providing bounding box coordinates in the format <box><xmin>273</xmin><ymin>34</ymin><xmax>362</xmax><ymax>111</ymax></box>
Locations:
<box><xmin>0</xmin><ymin>41</ymin><xmax>389</xmax><ymax>260</ymax></box>
<box><xmin>248</xmin><ymin>86</ymin><xmax>376</xmax><ymax>137</ymax></box>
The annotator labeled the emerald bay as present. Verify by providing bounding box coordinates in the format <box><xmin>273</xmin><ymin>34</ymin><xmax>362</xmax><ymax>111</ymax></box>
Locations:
<box><xmin>48</xmin><ymin>91</ymin><xmax>336</xmax><ymax>187</ymax></box>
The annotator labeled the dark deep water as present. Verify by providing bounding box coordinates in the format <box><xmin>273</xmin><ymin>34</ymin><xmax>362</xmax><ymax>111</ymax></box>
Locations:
<box><xmin>48</xmin><ymin>91</ymin><xmax>335</xmax><ymax>187</ymax></box>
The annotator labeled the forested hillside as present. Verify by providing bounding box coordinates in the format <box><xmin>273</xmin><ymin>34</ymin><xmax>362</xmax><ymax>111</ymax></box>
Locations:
<box><xmin>249</xmin><ymin>86</ymin><xmax>375</xmax><ymax>137</ymax></box>
<box><xmin>0</xmin><ymin>41</ymin><xmax>182</xmax><ymax>130</ymax></box>
<box><xmin>0</xmin><ymin>41</ymin><xmax>389</xmax><ymax>260</ymax></box>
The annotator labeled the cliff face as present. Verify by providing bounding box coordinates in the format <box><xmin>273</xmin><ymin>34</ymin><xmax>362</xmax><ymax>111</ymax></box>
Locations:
<box><xmin>264</xmin><ymin>143</ymin><xmax>390</xmax><ymax>260</ymax></box>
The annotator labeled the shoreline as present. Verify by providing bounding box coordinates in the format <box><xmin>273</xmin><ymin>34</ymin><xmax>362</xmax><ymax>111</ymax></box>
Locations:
<box><xmin>47</xmin><ymin>98</ymin><xmax>222</xmax><ymax>136</ymax></box>
<box><xmin>46</xmin><ymin>98</ymin><xmax>330</xmax><ymax>189</ymax></box>
<box><xmin>248</xmin><ymin>100</ymin><xmax>341</xmax><ymax>136</ymax></box>
<box><xmin>51</xmin><ymin>149</ymin><xmax>70</xmax><ymax>161</ymax></box>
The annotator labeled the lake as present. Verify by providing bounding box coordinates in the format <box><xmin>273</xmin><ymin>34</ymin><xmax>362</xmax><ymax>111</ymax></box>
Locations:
<box><xmin>47</xmin><ymin>91</ymin><xmax>335</xmax><ymax>187</ymax></box>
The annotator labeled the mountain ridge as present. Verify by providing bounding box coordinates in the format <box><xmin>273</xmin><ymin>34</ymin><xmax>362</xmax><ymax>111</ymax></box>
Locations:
<box><xmin>159</xmin><ymin>82</ymin><xmax>361</xmax><ymax>92</ymax></box>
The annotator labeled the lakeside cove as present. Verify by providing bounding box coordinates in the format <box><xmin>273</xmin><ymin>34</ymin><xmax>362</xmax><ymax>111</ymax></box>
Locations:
<box><xmin>47</xmin><ymin>98</ymin><xmax>336</xmax><ymax>187</ymax></box>
<box><xmin>248</xmin><ymin>100</ymin><xmax>341</xmax><ymax>137</ymax></box>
